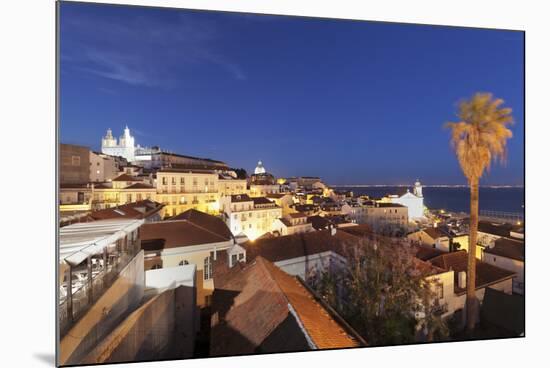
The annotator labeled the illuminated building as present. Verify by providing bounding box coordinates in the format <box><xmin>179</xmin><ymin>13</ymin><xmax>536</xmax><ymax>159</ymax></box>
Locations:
<box><xmin>249</xmin><ymin>160</ymin><xmax>280</xmax><ymax>197</ymax></box>
<box><xmin>156</xmin><ymin>168</ymin><xmax>220</xmax><ymax>217</ymax></box>
<box><xmin>101</xmin><ymin>126</ymin><xmax>136</xmax><ymax>162</ymax></box>
<box><xmin>385</xmin><ymin>179</ymin><xmax>425</xmax><ymax>221</ymax></box>
<box><xmin>220</xmin><ymin>194</ymin><xmax>282</xmax><ymax>240</ymax></box>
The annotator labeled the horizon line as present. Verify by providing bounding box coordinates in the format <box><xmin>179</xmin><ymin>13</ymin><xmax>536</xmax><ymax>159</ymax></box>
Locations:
<box><xmin>330</xmin><ymin>184</ymin><xmax>525</xmax><ymax>188</ymax></box>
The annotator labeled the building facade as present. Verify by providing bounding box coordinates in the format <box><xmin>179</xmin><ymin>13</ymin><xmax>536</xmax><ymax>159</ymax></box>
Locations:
<box><xmin>220</xmin><ymin>194</ymin><xmax>282</xmax><ymax>240</ymax></box>
<box><xmin>89</xmin><ymin>151</ymin><xmax>118</xmax><ymax>182</ymax></box>
<box><xmin>156</xmin><ymin>168</ymin><xmax>220</xmax><ymax>217</ymax></box>
<box><xmin>60</xmin><ymin>143</ymin><xmax>90</xmax><ymax>185</ymax></box>
<box><xmin>387</xmin><ymin>180</ymin><xmax>425</xmax><ymax>221</ymax></box>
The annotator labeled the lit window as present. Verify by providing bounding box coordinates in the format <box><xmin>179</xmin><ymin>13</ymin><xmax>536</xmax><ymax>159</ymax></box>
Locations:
<box><xmin>204</xmin><ymin>256</ymin><xmax>213</xmax><ymax>280</ymax></box>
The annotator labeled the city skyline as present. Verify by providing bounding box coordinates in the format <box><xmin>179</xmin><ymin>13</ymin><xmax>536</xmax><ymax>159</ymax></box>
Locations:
<box><xmin>59</xmin><ymin>2</ymin><xmax>524</xmax><ymax>186</ymax></box>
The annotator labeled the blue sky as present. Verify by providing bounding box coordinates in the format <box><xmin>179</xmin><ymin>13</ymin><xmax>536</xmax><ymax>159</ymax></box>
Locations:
<box><xmin>59</xmin><ymin>2</ymin><xmax>524</xmax><ymax>185</ymax></box>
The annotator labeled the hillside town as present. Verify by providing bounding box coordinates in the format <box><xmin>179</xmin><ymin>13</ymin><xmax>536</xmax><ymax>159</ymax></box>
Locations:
<box><xmin>58</xmin><ymin>126</ymin><xmax>524</xmax><ymax>365</ymax></box>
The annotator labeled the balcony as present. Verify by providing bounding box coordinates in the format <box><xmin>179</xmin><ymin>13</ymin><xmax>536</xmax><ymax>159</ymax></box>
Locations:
<box><xmin>59</xmin><ymin>238</ymin><xmax>141</xmax><ymax>337</ymax></box>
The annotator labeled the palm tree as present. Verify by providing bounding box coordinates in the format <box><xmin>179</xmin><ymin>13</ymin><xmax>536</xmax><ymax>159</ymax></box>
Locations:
<box><xmin>445</xmin><ymin>93</ymin><xmax>513</xmax><ymax>332</ymax></box>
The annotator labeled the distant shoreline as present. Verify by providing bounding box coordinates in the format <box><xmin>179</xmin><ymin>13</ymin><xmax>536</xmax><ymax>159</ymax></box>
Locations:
<box><xmin>331</xmin><ymin>184</ymin><xmax>525</xmax><ymax>189</ymax></box>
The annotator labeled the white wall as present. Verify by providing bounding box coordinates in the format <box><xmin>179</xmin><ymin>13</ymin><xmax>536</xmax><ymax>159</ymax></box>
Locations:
<box><xmin>482</xmin><ymin>253</ymin><xmax>524</xmax><ymax>295</ymax></box>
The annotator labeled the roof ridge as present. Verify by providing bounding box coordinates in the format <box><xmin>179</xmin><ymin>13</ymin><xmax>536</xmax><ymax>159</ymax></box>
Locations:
<box><xmin>182</xmin><ymin>218</ymin><xmax>230</xmax><ymax>243</ymax></box>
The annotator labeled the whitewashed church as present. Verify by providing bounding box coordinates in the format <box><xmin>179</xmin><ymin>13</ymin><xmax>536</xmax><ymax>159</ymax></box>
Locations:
<box><xmin>101</xmin><ymin>126</ymin><xmax>136</xmax><ymax>162</ymax></box>
<box><xmin>387</xmin><ymin>180</ymin><xmax>425</xmax><ymax>221</ymax></box>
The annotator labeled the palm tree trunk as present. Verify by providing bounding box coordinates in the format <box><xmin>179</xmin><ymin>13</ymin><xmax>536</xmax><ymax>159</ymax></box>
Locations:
<box><xmin>466</xmin><ymin>179</ymin><xmax>479</xmax><ymax>332</ymax></box>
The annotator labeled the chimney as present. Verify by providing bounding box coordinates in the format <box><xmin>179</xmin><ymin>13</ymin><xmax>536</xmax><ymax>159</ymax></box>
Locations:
<box><xmin>458</xmin><ymin>271</ymin><xmax>467</xmax><ymax>289</ymax></box>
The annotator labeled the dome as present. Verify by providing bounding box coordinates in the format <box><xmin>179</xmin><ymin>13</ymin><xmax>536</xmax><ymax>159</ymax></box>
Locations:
<box><xmin>254</xmin><ymin>160</ymin><xmax>266</xmax><ymax>175</ymax></box>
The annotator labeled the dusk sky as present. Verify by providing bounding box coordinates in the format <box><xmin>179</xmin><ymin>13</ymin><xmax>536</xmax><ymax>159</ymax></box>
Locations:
<box><xmin>59</xmin><ymin>2</ymin><xmax>524</xmax><ymax>186</ymax></box>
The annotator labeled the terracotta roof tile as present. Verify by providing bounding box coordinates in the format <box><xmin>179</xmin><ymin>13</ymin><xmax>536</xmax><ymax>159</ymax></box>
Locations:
<box><xmin>210</xmin><ymin>257</ymin><xmax>362</xmax><ymax>356</ymax></box>
<box><xmin>169</xmin><ymin>209</ymin><xmax>234</xmax><ymax>241</ymax></box>
<box><xmin>429</xmin><ymin>251</ymin><xmax>516</xmax><ymax>294</ymax></box>
<box><xmin>89</xmin><ymin>200</ymin><xmax>163</xmax><ymax>220</ymax></box>
<box><xmin>141</xmin><ymin>218</ymin><xmax>231</xmax><ymax>249</ymax></box>
<box><xmin>243</xmin><ymin>230</ymin><xmax>357</xmax><ymax>263</ymax></box>
<box><xmin>112</xmin><ymin>173</ymin><xmax>142</xmax><ymax>182</ymax></box>
<box><xmin>484</xmin><ymin>238</ymin><xmax>524</xmax><ymax>262</ymax></box>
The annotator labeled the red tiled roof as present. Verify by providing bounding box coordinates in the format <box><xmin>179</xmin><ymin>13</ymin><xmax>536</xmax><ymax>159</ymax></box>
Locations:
<box><xmin>112</xmin><ymin>173</ymin><xmax>142</xmax><ymax>182</ymax></box>
<box><xmin>169</xmin><ymin>209</ymin><xmax>233</xmax><ymax>241</ymax></box>
<box><xmin>423</xmin><ymin>227</ymin><xmax>449</xmax><ymax>240</ymax></box>
<box><xmin>429</xmin><ymin>251</ymin><xmax>516</xmax><ymax>294</ymax></box>
<box><xmin>484</xmin><ymin>238</ymin><xmax>524</xmax><ymax>262</ymax></box>
<box><xmin>339</xmin><ymin>224</ymin><xmax>373</xmax><ymax>237</ymax></box>
<box><xmin>243</xmin><ymin>230</ymin><xmax>357</xmax><ymax>263</ymax></box>
<box><xmin>141</xmin><ymin>219</ymin><xmax>231</xmax><ymax>249</ymax></box>
<box><xmin>210</xmin><ymin>257</ymin><xmax>362</xmax><ymax>356</ymax></box>
<box><xmin>124</xmin><ymin>182</ymin><xmax>154</xmax><ymax>189</ymax></box>
<box><xmin>413</xmin><ymin>244</ymin><xmax>446</xmax><ymax>261</ymax></box>
<box><xmin>89</xmin><ymin>200</ymin><xmax>163</xmax><ymax>220</ymax></box>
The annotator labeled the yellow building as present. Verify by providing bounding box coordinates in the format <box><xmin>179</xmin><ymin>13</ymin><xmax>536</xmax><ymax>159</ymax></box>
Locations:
<box><xmin>156</xmin><ymin>168</ymin><xmax>220</xmax><ymax>217</ymax></box>
<box><xmin>92</xmin><ymin>175</ymin><xmax>157</xmax><ymax>210</ymax></box>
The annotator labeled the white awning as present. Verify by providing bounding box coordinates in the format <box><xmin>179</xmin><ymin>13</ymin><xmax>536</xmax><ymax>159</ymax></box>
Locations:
<box><xmin>59</xmin><ymin>219</ymin><xmax>144</xmax><ymax>266</ymax></box>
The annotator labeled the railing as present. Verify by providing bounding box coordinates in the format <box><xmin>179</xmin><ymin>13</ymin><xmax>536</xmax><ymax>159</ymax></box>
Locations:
<box><xmin>159</xmin><ymin>187</ymin><xmax>218</xmax><ymax>194</ymax></box>
<box><xmin>479</xmin><ymin>210</ymin><xmax>524</xmax><ymax>224</ymax></box>
<box><xmin>59</xmin><ymin>240</ymin><xmax>140</xmax><ymax>337</ymax></box>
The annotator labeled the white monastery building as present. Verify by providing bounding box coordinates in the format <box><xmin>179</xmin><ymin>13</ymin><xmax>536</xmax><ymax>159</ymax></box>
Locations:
<box><xmin>101</xmin><ymin>126</ymin><xmax>136</xmax><ymax>162</ymax></box>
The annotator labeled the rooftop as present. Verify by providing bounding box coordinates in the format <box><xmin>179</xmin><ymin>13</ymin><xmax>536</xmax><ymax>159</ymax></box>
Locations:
<box><xmin>169</xmin><ymin>209</ymin><xmax>234</xmax><ymax>241</ymax></box>
<box><xmin>252</xmin><ymin>197</ymin><xmax>277</xmax><ymax>206</ymax></box>
<box><xmin>210</xmin><ymin>256</ymin><xmax>363</xmax><ymax>356</ymax></box>
<box><xmin>423</xmin><ymin>227</ymin><xmax>450</xmax><ymax>240</ymax></box>
<box><xmin>141</xmin><ymin>218</ymin><xmax>232</xmax><ymax>251</ymax></box>
<box><xmin>59</xmin><ymin>219</ymin><xmax>144</xmax><ymax>266</ymax></box>
<box><xmin>88</xmin><ymin>200</ymin><xmax>163</xmax><ymax>221</ymax></box>
<box><xmin>243</xmin><ymin>230</ymin><xmax>357</xmax><ymax>263</ymax></box>
<box><xmin>484</xmin><ymin>238</ymin><xmax>525</xmax><ymax>262</ymax></box>
<box><xmin>230</xmin><ymin>194</ymin><xmax>253</xmax><ymax>203</ymax></box>
<box><xmin>112</xmin><ymin>173</ymin><xmax>142</xmax><ymax>182</ymax></box>
<box><xmin>339</xmin><ymin>224</ymin><xmax>373</xmax><ymax>237</ymax></box>
<box><xmin>123</xmin><ymin>182</ymin><xmax>155</xmax><ymax>190</ymax></box>
<box><xmin>429</xmin><ymin>251</ymin><xmax>516</xmax><ymax>294</ymax></box>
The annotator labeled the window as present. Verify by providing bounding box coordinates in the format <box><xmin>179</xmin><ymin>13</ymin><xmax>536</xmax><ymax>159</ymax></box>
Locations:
<box><xmin>180</xmin><ymin>177</ymin><xmax>185</xmax><ymax>185</ymax></box>
<box><xmin>239</xmin><ymin>253</ymin><xmax>244</xmax><ymax>260</ymax></box>
<box><xmin>231</xmin><ymin>254</ymin><xmax>238</xmax><ymax>265</ymax></box>
<box><xmin>204</xmin><ymin>256</ymin><xmax>213</xmax><ymax>280</ymax></box>
<box><xmin>179</xmin><ymin>260</ymin><xmax>189</xmax><ymax>266</ymax></box>
<box><xmin>71</xmin><ymin>156</ymin><xmax>81</xmax><ymax>166</ymax></box>
<box><xmin>172</xmin><ymin>177</ymin><xmax>176</xmax><ymax>185</ymax></box>
<box><xmin>436</xmin><ymin>284</ymin><xmax>444</xmax><ymax>299</ymax></box>
<box><xmin>162</xmin><ymin>177</ymin><xmax>167</xmax><ymax>185</ymax></box>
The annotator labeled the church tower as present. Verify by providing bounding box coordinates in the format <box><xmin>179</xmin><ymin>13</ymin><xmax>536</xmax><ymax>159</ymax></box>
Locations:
<box><xmin>101</xmin><ymin>125</ymin><xmax>136</xmax><ymax>162</ymax></box>
<box><xmin>102</xmin><ymin>128</ymin><xmax>117</xmax><ymax>148</ymax></box>
<box><xmin>413</xmin><ymin>179</ymin><xmax>423</xmax><ymax>198</ymax></box>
